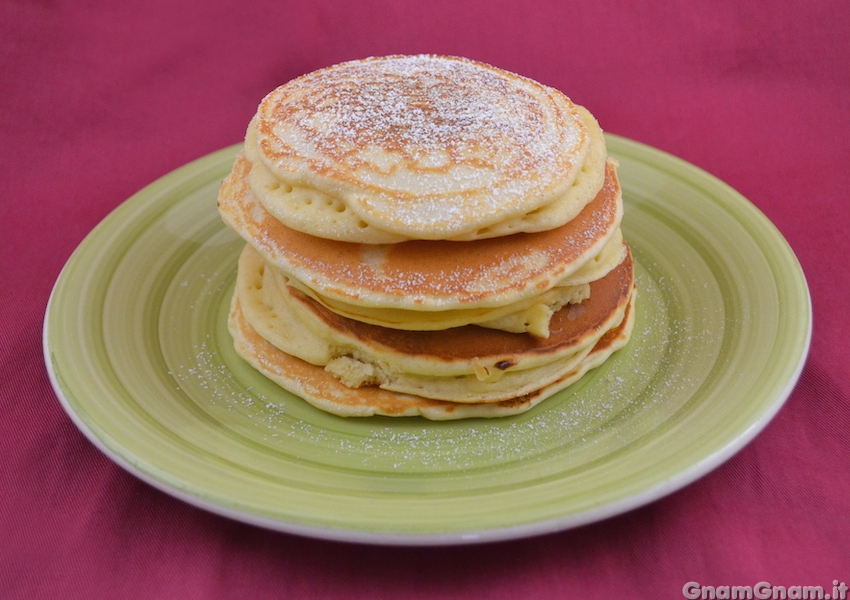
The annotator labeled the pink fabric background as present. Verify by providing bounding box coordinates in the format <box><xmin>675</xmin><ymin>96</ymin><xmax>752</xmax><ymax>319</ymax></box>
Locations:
<box><xmin>2</xmin><ymin>0</ymin><xmax>848</xmax><ymax>597</ymax></box>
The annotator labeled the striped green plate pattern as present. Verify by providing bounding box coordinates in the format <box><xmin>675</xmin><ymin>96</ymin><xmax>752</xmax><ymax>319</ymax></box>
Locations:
<box><xmin>44</xmin><ymin>135</ymin><xmax>811</xmax><ymax>545</ymax></box>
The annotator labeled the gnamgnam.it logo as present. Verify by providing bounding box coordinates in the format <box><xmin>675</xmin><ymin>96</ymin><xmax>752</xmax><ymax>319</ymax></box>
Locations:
<box><xmin>682</xmin><ymin>581</ymin><xmax>849</xmax><ymax>600</ymax></box>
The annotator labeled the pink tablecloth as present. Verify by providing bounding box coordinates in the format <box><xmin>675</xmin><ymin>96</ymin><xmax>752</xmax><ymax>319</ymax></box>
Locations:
<box><xmin>2</xmin><ymin>1</ymin><xmax>848</xmax><ymax>597</ymax></box>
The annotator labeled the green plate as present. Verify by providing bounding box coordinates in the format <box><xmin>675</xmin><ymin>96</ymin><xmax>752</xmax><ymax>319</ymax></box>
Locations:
<box><xmin>44</xmin><ymin>136</ymin><xmax>811</xmax><ymax>545</ymax></box>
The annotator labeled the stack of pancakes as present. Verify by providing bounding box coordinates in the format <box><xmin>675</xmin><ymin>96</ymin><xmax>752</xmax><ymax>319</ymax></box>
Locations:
<box><xmin>218</xmin><ymin>55</ymin><xmax>635</xmax><ymax>420</ymax></box>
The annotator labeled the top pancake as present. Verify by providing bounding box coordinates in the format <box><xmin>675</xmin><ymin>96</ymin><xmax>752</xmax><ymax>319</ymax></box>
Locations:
<box><xmin>245</xmin><ymin>55</ymin><xmax>605</xmax><ymax>242</ymax></box>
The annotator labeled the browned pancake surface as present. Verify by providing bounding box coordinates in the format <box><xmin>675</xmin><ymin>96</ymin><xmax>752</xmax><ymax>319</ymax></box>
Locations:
<box><xmin>228</xmin><ymin>292</ymin><xmax>635</xmax><ymax>419</ymax></box>
<box><xmin>219</xmin><ymin>153</ymin><xmax>622</xmax><ymax>308</ymax></box>
<box><xmin>288</xmin><ymin>246</ymin><xmax>633</xmax><ymax>363</ymax></box>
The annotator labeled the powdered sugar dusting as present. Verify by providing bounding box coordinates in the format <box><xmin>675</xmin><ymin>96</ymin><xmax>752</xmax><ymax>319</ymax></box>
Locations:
<box><xmin>255</xmin><ymin>55</ymin><xmax>588</xmax><ymax>236</ymax></box>
<box><xmin>161</xmin><ymin>248</ymin><xmax>727</xmax><ymax>476</ymax></box>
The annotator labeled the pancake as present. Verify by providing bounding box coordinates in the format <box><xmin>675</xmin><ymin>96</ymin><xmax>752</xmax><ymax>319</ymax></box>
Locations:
<box><xmin>234</xmin><ymin>243</ymin><xmax>634</xmax><ymax>403</ymax></box>
<box><xmin>244</xmin><ymin>55</ymin><xmax>607</xmax><ymax>243</ymax></box>
<box><xmin>277</xmin><ymin>227</ymin><xmax>624</xmax><ymax>337</ymax></box>
<box><xmin>217</xmin><ymin>54</ymin><xmax>637</xmax><ymax>419</ymax></box>
<box><xmin>228</xmin><ymin>289</ymin><xmax>635</xmax><ymax>420</ymax></box>
<box><xmin>218</xmin><ymin>153</ymin><xmax>623</xmax><ymax>312</ymax></box>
